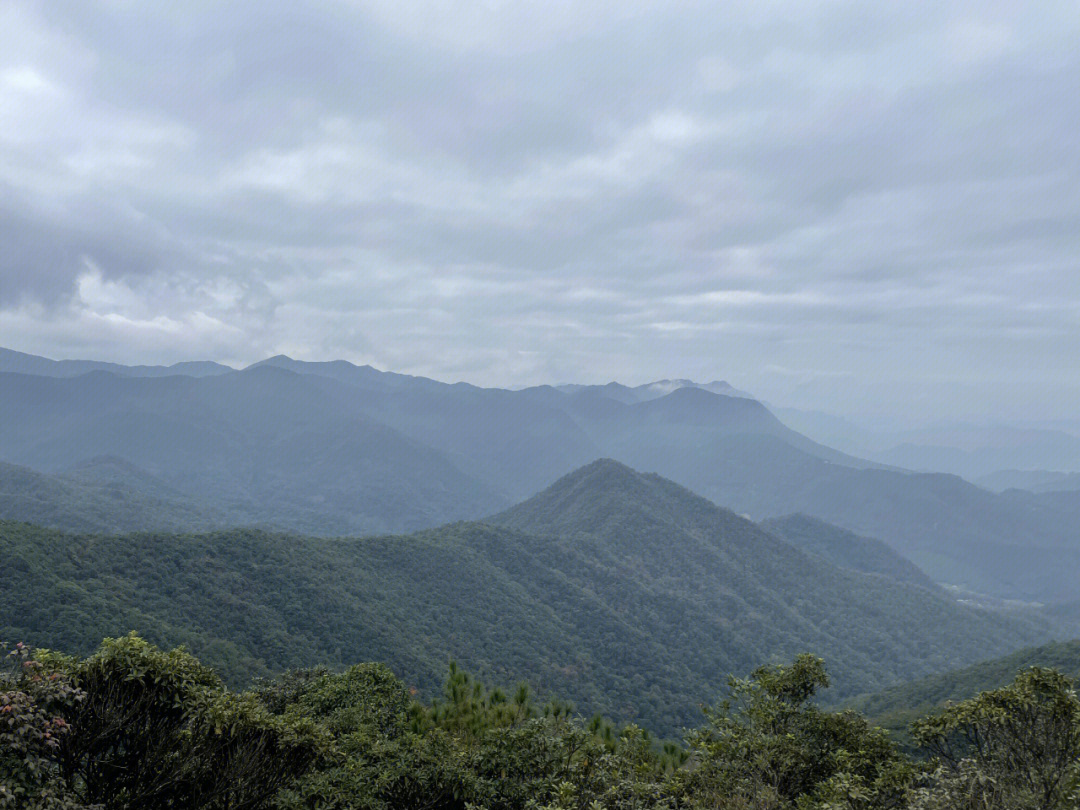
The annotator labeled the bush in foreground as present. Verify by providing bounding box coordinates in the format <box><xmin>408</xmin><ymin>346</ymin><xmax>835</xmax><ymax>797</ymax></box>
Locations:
<box><xmin>5</xmin><ymin>636</ymin><xmax>1080</xmax><ymax>809</ymax></box>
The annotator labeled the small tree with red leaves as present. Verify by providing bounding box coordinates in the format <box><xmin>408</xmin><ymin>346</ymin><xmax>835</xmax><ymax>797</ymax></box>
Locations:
<box><xmin>0</xmin><ymin>641</ymin><xmax>92</xmax><ymax>810</ymax></box>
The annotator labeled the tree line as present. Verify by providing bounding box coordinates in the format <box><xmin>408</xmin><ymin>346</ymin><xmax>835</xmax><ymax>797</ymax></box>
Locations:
<box><xmin>3</xmin><ymin>634</ymin><xmax>1079</xmax><ymax>810</ymax></box>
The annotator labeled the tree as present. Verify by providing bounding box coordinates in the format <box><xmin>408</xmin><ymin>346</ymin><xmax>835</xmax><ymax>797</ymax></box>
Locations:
<box><xmin>672</xmin><ymin>654</ymin><xmax>911</xmax><ymax>809</ymax></box>
<box><xmin>0</xmin><ymin>641</ymin><xmax>90</xmax><ymax>810</ymax></box>
<box><xmin>264</xmin><ymin>663</ymin><xmax>471</xmax><ymax>810</ymax></box>
<box><xmin>38</xmin><ymin>634</ymin><xmax>327</xmax><ymax>810</ymax></box>
<box><xmin>911</xmin><ymin>667</ymin><xmax>1080</xmax><ymax>810</ymax></box>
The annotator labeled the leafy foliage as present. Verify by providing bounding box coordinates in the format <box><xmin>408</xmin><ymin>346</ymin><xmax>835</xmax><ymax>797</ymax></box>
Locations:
<box><xmin>671</xmin><ymin>655</ymin><xmax>912</xmax><ymax>809</ymax></box>
<box><xmin>10</xmin><ymin>636</ymin><xmax>1080</xmax><ymax>810</ymax></box>
<box><xmin>0</xmin><ymin>642</ymin><xmax>89</xmax><ymax>810</ymax></box>
<box><xmin>910</xmin><ymin>667</ymin><xmax>1080</xmax><ymax>810</ymax></box>
<box><xmin>849</xmin><ymin>640</ymin><xmax>1080</xmax><ymax>748</ymax></box>
<box><xmin>3</xmin><ymin>635</ymin><xmax>327</xmax><ymax>810</ymax></box>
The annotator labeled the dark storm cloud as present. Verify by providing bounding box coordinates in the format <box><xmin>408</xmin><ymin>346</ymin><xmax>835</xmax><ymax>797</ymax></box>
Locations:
<box><xmin>1</xmin><ymin>0</ymin><xmax>1079</xmax><ymax>419</ymax></box>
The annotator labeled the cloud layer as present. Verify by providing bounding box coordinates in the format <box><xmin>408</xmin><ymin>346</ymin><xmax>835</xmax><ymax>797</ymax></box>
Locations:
<box><xmin>2</xmin><ymin>0</ymin><xmax>1079</xmax><ymax>421</ymax></box>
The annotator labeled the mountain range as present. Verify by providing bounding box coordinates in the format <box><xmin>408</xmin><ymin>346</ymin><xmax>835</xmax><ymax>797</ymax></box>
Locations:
<box><xmin>0</xmin><ymin>459</ymin><xmax>1052</xmax><ymax>734</ymax></box>
<box><xmin>2</xmin><ymin>347</ymin><xmax>1080</xmax><ymax>603</ymax></box>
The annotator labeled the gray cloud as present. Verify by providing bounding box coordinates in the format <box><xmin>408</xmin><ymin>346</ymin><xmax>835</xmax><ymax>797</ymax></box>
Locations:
<box><xmin>1</xmin><ymin>0</ymin><xmax>1079</xmax><ymax>421</ymax></box>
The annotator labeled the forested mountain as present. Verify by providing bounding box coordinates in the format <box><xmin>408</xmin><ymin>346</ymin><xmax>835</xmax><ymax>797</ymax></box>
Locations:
<box><xmin>760</xmin><ymin>514</ymin><xmax>938</xmax><ymax>590</ymax></box>
<box><xmin>3</xmin><ymin>348</ymin><xmax>1080</xmax><ymax>604</ymax></box>
<box><xmin>629</xmin><ymin>433</ymin><xmax>1080</xmax><ymax>603</ymax></box>
<box><xmin>0</xmin><ymin>461</ymin><xmax>224</xmax><ymax>534</ymax></box>
<box><xmin>0</xmin><ymin>461</ymin><xmax>1051</xmax><ymax>734</ymax></box>
<box><xmin>0</xmin><ymin>367</ymin><xmax>508</xmax><ymax>534</ymax></box>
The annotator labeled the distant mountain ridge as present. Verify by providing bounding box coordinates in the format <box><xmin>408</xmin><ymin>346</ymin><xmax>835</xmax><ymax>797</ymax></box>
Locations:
<box><xmin>0</xmin><ymin>366</ymin><xmax>507</xmax><ymax>535</ymax></box>
<box><xmin>976</xmin><ymin>469</ymin><xmax>1080</xmax><ymax>494</ymax></box>
<box><xmin>246</xmin><ymin>354</ymin><xmax>452</xmax><ymax>393</ymax></box>
<box><xmin>1</xmin><ymin>347</ymin><xmax>754</xmax><ymax>401</ymax></box>
<box><xmin>0</xmin><ymin>346</ymin><xmax>233</xmax><ymax>378</ymax></box>
<box><xmin>554</xmin><ymin>378</ymin><xmax>754</xmax><ymax>403</ymax></box>
<box><xmin>3</xmin><ymin>347</ymin><xmax>1080</xmax><ymax>604</ymax></box>
<box><xmin>761</xmin><ymin>514</ymin><xmax>939</xmax><ymax>591</ymax></box>
<box><xmin>0</xmin><ymin>348</ymin><xmax>807</xmax><ymax>538</ymax></box>
<box><xmin>873</xmin><ymin>430</ymin><xmax>1080</xmax><ymax>480</ymax></box>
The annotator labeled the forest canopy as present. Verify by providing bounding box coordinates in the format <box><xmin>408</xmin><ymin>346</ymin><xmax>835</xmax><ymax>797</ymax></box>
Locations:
<box><xmin>3</xmin><ymin>635</ymin><xmax>1079</xmax><ymax>810</ymax></box>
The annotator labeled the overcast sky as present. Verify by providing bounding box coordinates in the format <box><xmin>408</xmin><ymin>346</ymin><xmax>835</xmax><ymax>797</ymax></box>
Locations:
<box><xmin>2</xmin><ymin>1</ymin><xmax>1079</xmax><ymax>421</ymax></box>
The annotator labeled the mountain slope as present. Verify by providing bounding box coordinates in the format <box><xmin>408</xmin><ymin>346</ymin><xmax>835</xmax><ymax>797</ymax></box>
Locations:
<box><xmin>761</xmin><ymin>514</ymin><xmax>938</xmax><ymax>590</ymax></box>
<box><xmin>0</xmin><ymin>463</ymin><xmax>1051</xmax><ymax>735</ymax></box>
<box><xmin>491</xmin><ymin>461</ymin><xmax>1048</xmax><ymax>700</ymax></box>
<box><xmin>0</xmin><ymin>461</ymin><xmax>225</xmax><ymax>534</ymax></box>
<box><xmin>544</xmin><ymin>386</ymin><xmax>888</xmax><ymax>474</ymax></box>
<box><xmin>0</xmin><ymin>368</ymin><xmax>507</xmax><ymax>534</ymax></box>
<box><xmin>606</xmin><ymin>431</ymin><xmax>1080</xmax><ymax>603</ymax></box>
<box><xmin>347</xmin><ymin>385</ymin><xmax>604</xmax><ymax>500</ymax></box>
<box><xmin>976</xmin><ymin>469</ymin><xmax>1080</xmax><ymax>493</ymax></box>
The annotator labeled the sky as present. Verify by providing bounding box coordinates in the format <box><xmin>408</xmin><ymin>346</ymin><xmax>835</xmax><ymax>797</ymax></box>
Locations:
<box><xmin>1</xmin><ymin>1</ymin><xmax>1079</xmax><ymax>422</ymax></box>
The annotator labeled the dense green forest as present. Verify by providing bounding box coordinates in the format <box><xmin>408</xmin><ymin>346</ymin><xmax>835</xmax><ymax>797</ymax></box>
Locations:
<box><xmin>4</xmin><ymin>634</ymin><xmax>1079</xmax><ymax>809</ymax></box>
<box><xmin>0</xmin><ymin>461</ymin><xmax>228</xmax><ymax>534</ymax></box>
<box><xmin>760</xmin><ymin>514</ymin><xmax>938</xmax><ymax>590</ymax></box>
<box><xmin>0</xmin><ymin>461</ymin><xmax>1055</xmax><ymax>735</ymax></box>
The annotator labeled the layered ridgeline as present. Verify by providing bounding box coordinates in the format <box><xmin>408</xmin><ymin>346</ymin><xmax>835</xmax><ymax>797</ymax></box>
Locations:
<box><xmin>3</xmin><ymin>347</ymin><xmax>1080</xmax><ymax>602</ymax></box>
<box><xmin>0</xmin><ymin>460</ymin><xmax>1050</xmax><ymax>734</ymax></box>
<box><xmin>0</xmin><ymin>460</ymin><xmax>231</xmax><ymax>534</ymax></box>
<box><xmin>0</xmin><ymin>346</ymin><xmax>233</xmax><ymax>378</ymax></box>
<box><xmin>760</xmin><ymin>514</ymin><xmax>938</xmax><ymax>590</ymax></box>
<box><xmin>0</xmin><ymin>365</ymin><xmax>510</xmax><ymax>535</ymax></box>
